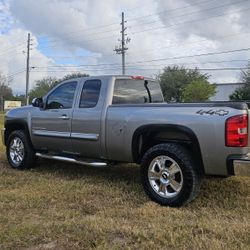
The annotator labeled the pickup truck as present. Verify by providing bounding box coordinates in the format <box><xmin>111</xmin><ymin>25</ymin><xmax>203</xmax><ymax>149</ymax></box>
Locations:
<box><xmin>1</xmin><ymin>75</ymin><xmax>250</xmax><ymax>207</ymax></box>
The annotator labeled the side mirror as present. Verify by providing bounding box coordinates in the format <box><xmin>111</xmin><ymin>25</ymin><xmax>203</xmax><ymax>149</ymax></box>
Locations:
<box><xmin>32</xmin><ymin>97</ymin><xmax>44</xmax><ymax>108</ymax></box>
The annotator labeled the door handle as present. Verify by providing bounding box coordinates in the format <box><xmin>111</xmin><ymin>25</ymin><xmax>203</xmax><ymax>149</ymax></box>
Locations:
<box><xmin>59</xmin><ymin>115</ymin><xmax>70</xmax><ymax>120</ymax></box>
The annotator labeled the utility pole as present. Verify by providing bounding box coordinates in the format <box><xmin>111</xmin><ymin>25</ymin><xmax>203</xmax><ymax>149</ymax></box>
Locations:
<box><xmin>114</xmin><ymin>12</ymin><xmax>130</xmax><ymax>75</ymax></box>
<box><xmin>25</xmin><ymin>33</ymin><xmax>31</xmax><ymax>105</ymax></box>
<box><xmin>121</xmin><ymin>12</ymin><xmax>126</xmax><ymax>75</ymax></box>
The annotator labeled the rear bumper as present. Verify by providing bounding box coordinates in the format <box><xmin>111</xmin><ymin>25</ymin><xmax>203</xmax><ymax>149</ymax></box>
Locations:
<box><xmin>1</xmin><ymin>128</ymin><xmax>5</xmax><ymax>146</ymax></box>
<box><xmin>233</xmin><ymin>159</ymin><xmax>250</xmax><ymax>176</ymax></box>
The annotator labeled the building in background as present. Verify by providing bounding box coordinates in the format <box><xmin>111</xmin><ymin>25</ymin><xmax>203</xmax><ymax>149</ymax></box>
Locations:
<box><xmin>210</xmin><ymin>83</ymin><xmax>245</xmax><ymax>101</ymax></box>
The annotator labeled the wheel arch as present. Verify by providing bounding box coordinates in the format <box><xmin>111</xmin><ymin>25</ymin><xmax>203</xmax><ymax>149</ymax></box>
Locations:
<box><xmin>4</xmin><ymin>120</ymin><xmax>31</xmax><ymax>145</ymax></box>
<box><xmin>132</xmin><ymin>124</ymin><xmax>205</xmax><ymax>175</ymax></box>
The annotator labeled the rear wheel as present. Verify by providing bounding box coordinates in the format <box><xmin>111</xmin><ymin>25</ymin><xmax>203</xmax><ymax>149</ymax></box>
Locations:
<box><xmin>141</xmin><ymin>143</ymin><xmax>201</xmax><ymax>207</ymax></box>
<box><xmin>6</xmin><ymin>130</ymin><xmax>36</xmax><ymax>170</ymax></box>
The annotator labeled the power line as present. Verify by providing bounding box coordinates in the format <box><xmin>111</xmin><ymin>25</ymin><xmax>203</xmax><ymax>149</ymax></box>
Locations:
<box><xmin>126</xmin><ymin>0</ymin><xmax>218</xmax><ymax>21</ymax></box>
<box><xmin>31</xmin><ymin>54</ymin><xmax>102</xmax><ymax>59</ymax></box>
<box><xmin>37</xmin><ymin>2</ymin><xmax>250</xmax><ymax>58</ymax></box>
<box><xmin>30</xmin><ymin>0</ymin><xmax>211</xmax><ymax>51</ymax></box>
<box><xmin>3</xmin><ymin>3</ymin><xmax>250</xmax><ymax>76</ymax></box>
<box><xmin>32</xmin><ymin>30</ymin><xmax>250</xmax><ymax>62</ymax></box>
<box><xmin>32</xmin><ymin>62</ymin><xmax>120</xmax><ymax>68</ymax></box>
<box><xmin>129</xmin><ymin>0</ymin><xmax>248</xmax><ymax>29</ymax></box>
<box><xmin>38</xmin><ymin>21</ymin><xmax>120</xmax><ymax>43</ymax></box>
<box><xmin>127</xmin><ymin>47</ymin><xmax>250</xmax><ymax>65</ymax></box>
<box><xmin>7</xmin><ymin>69</ymin><xmax>26</xmax><ymax>79</ymax></box>
<box><xmin>127</xmin><ymin>30</ymin><xmax>250</xmax><ymax>58</ymax></box>
<box><xmin>32</xmin><ymin>59</ymin><xmax>250</xmax><ymax>70</ymax></box>
<box><xmin>130</xmin><ymin>4</ymin><xmax>250</xmax><ymax>35</ymax></box>
<box><xmin>126</xmin><ymin>67</ymin><xmax>250</xmax><ymax>71</ymax></box>
<box><xmin>35</xmin><ymin>1</ymin><xmax>246</xmax><ymax>52</ymax></box>
<box><xmin>32</xmin><ymin>57</ymin><xmax>250</xmax><ymax>71</ymax></box>
<box><xmin>2</xmin><ymin>1</ymin><xmax>247</xmax><ymax>61</ymax></box>
<box><xmin>32</xmin><ymin>68</ymin><xmax>122</xmax><ymax>72</ymax></box>
<box><xmin>33</xmin><ymin>0</ymin><xmax>217</xmax><ymax>47</ymax></box>
<box><xmin>194</xmin><ymin>67</ymin><xmax>249</xmax><ymax>71</ymax></box>
<box><xmin>0</xmin><ymin>21</ymin><xmax>121</xmax><ymax>56</ymax></box>
<box><xmin>124</xmin><ymin>0</ymin><xmax>230</xmax><ymax>24</ymax></box>
<box><xmin>37</xmin><ymin>33</ymin><xmax>118</xmax><ymax>50</ymax></box>
<box><xmin>32</xmin><ymin>32</ymin><xmax>250</xmax><ymax>64</ymax></box>
<box><xmin>37</xmin><ymin>26</ymin><xmax>121</xmax><ymax>47</ymax></box>
<box><xmin>0</xmin><ymin>42</ymin><xmax>26</xmax><ymax>57</ymax></box>
<box><xmin>31</xmin><ymin>26</ymin><xmax>250</xmax><ymax>61</ymax></box>
<box><xmin>121</xmin><ymin>59</ymin><xmax>250</xmax><ymax>68</ymax></box>
<box><xmin>31</xmin><ymin>67</ymin><xmax>250</xmax><ymax>73</ymax></box>
<box><xmin>25</xmin><ymin>2</ymin><xmax>250</xmax><ymax>63</ymax></box>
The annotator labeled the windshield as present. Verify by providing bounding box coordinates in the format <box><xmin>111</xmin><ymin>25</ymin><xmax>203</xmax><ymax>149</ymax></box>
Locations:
<box><xmin>112</xmin><ymin>79</ymin><xmax>164</xmax><ymax>104</ymax></box>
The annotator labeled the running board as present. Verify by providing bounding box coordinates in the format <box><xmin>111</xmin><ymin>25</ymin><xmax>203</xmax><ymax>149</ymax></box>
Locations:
<box><xmin>35</xmin><ymin>153</ymin><xmax>107</xmax><ymax>167</ymax></box>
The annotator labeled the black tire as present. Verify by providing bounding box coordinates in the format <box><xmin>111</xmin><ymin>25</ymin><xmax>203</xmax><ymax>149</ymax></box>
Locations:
<box><xmin>6</xmin><ymin>130</ymin><xmax>36</xmax><ymax>170</ymax></box>
<box><xmin>141</xmin><ymin>143</ymin><xmax>201</xmax><ymax>207</ymax></box>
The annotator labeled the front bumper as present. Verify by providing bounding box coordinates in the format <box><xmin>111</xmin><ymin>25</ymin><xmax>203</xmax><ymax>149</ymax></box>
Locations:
<box><xmin>1</xmin><ymin>128</ymin><xmax>5</xmax><ymax>146</ymax></box>
<box><xmin>233</xmin><ymin>158</ymin><xmax>250</xmax><ymax>176</ymax></box>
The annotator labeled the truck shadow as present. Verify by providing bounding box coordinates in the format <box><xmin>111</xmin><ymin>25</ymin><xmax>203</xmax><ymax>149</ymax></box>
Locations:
<box><xmin>1</xmin><ymin>157</ymin><xmax>248</xmax><ymax>210</ymax></box>
<box><xmin>35</xmin><ymin>159</ymin><xmax>141</xmax><ymax>184</ymax></box>
<box><xmin>33</xmin><ymin>159</ymin><xmax>148</xmax><ymax>206</ymax></box>
<box><xmin>31</xmin><ymin>159</ymin><xmax>249</xmax><ymax>210</ymax></box>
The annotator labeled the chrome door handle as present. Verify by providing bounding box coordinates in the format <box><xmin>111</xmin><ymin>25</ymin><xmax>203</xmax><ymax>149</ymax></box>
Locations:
<box><xmin>59</xmin><ymin>115</ymin><xmax>70</xmax><ymax>120</ymax></box>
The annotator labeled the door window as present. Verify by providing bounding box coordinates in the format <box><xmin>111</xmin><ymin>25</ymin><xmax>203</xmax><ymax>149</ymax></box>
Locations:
<box><xmin>79</xmin><ymin>80</ymin><xmax>101</xmax><ymax>108</ymax></box>
<box><xmin>46</xmin><ymin>81</ymin><xmax>77</xmax><ymax>109</ymax></box>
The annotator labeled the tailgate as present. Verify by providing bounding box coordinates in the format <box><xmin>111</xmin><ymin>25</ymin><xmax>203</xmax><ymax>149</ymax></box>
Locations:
<box><xmin>248</xmin><ymin>106</ymin><xmax>250</xmax><ymax>148</ymax></box>
<box><xmin>244</xmin><ymin>103</ymin><xmax>250</xmax><ymax>152</ymax></box>
<box><xmin>234</xmin><ymin>102</ymin><xmax>250</xmax><ymax>176</ymax></box>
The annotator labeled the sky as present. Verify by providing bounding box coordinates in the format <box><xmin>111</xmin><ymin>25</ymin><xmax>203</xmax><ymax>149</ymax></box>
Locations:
<box><xmin>0</xmin><ymin>0</ymin><xmax>250</xmax><ymax>94</ymax></box>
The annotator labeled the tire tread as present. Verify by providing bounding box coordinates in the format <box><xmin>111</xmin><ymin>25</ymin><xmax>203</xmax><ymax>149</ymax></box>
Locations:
<box><xmin>6</xmin><ymin>130</ymin><xmax>36</xmax><ymax>170</ymax></box>
<box><xmin>141</xmin><ymin>143</ymin><xmax>201</xmax><ymax>207</ymax></box>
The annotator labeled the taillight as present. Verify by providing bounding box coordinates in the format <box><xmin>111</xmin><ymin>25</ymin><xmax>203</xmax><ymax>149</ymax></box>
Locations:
<box><xmin>131</xmin><ymin>75</ymin><xmax>144</xmax><ymax>80</ymax></box>
<box><xmin>225</xmin><ymin>114</ymin><xmax>248</xmax><ymax>147</ymax></box>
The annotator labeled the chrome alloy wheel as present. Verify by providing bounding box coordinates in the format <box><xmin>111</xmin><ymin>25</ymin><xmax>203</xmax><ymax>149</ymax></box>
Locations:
<box><xmin>148</xmin><ymin>155</ymin><xmax>183</xmax><ymax>198</ymax></box>
<box><xmin>9</xmin><ymin>137</ymin><xmax>25</xmax><ymax>166</ymax></box>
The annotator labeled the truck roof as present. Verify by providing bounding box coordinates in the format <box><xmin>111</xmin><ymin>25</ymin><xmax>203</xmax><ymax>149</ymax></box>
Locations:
<box><xmin>71</xmin><ymin>75</ymin><xmax>156</xmax><ymax>81</ymax></box>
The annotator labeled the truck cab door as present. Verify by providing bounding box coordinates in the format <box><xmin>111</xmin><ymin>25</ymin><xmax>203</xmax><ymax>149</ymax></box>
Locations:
<box><xmin>71</xmin><ymin>79</ymin><xmax>104</xmax><ymax>158</ymax></box>
<box><xmin>31</xmin><ymin>81</ymin><xmax>78</xmax><ymax>153</ymax></box>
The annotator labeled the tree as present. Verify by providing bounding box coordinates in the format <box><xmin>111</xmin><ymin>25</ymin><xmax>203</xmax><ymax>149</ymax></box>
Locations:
<box><xmin>29</xmin><ymin>77</ymin><xmax>59</xmax><ymax>101</ymax></box>
<box><xmin>182</xmin><ymin>80</ymin><xmax>216</xmax><ymax>102</ymax></box>
<box><xmin>12</xmin><ymin>94</ymin><xmax>26</xmax><ymax>106</ymax></box>
<box><xmin>158</xmin><ymin>66</ymin><xmax>210</xmax><ymax>102</ymax></box>
<box><xmin>28</xmin><ymin>73</ymin><xmax>90</xmax><ymax>102</ymax></box>
<box><xmin>229</xmin><ymin>87</ymin><xmax>250</xmax><ymax>100</ymax></box>
<box><xmin>0</xmin><ymin>73</ymin><xmax>13</xmax><ymax>111</ymax></box>
<box><xmin>230</xmin><ymin>63</ymin><xmax>250</xmax><ymax>100</ymax></box>
<box><xmin>62</xmin><ymin>72</ymin><xmax>89</xmax><ymax>81</ymax></box>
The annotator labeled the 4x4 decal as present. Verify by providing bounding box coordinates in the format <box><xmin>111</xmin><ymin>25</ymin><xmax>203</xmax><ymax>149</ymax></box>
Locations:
<box><xmin>196</xmin><ymin>109</ymin><xmax>229</xmax><ymax>116</ymax></box>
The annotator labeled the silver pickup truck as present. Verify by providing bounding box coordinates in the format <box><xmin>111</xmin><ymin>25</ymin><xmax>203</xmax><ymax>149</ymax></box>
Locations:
<box><xmin>1</xmin><ymin>75</ymin><xmax>250</xmax><ymax>206</ymax></box>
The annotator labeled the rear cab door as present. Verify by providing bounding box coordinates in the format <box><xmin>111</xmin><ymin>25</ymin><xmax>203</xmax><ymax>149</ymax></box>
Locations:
<box><xmin>71</xmin><ymin>77</ymin><xmax>107</xmax><ymax>158</ymax></box>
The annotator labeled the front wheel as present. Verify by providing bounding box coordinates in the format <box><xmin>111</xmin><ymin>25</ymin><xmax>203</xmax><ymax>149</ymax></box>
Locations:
<box><xmin>6</xmin><ymin>130</ymin><xmax>36</xmax><ymax>170</ymax></box>
<box><xmin>141</xmin><ymin>143</ymin><xmax>201</xmax><ymax>207</ymax></box>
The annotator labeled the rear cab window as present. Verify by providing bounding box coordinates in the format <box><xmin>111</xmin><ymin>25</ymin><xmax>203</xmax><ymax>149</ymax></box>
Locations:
<box><xmin>79</xmin><ymin>80</ymin><xmax>101</xmax><ymax>108</ymax></box>
<box><xmin>112</xmin><ymin>78</ymin><xmax>164</xmax><ymax>104</ymax></box>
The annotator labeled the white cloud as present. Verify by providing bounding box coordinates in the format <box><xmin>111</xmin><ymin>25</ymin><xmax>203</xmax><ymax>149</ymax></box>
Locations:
<box><xmin>0</xmin><ymin>28</ymin><xmax>56</xmax><ymax>93</ymax></box>
<box><xmin>0</xmin><ymin>0</ymin><xmax>249</xmax><ymax>94</ymax></box>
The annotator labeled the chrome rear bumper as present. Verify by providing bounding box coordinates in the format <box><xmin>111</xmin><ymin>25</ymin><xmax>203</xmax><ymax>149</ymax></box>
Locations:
<box><xmin>233</xmin><ymin>159</ymin><xmax>250</xmax><ymax>176</ymax></box>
